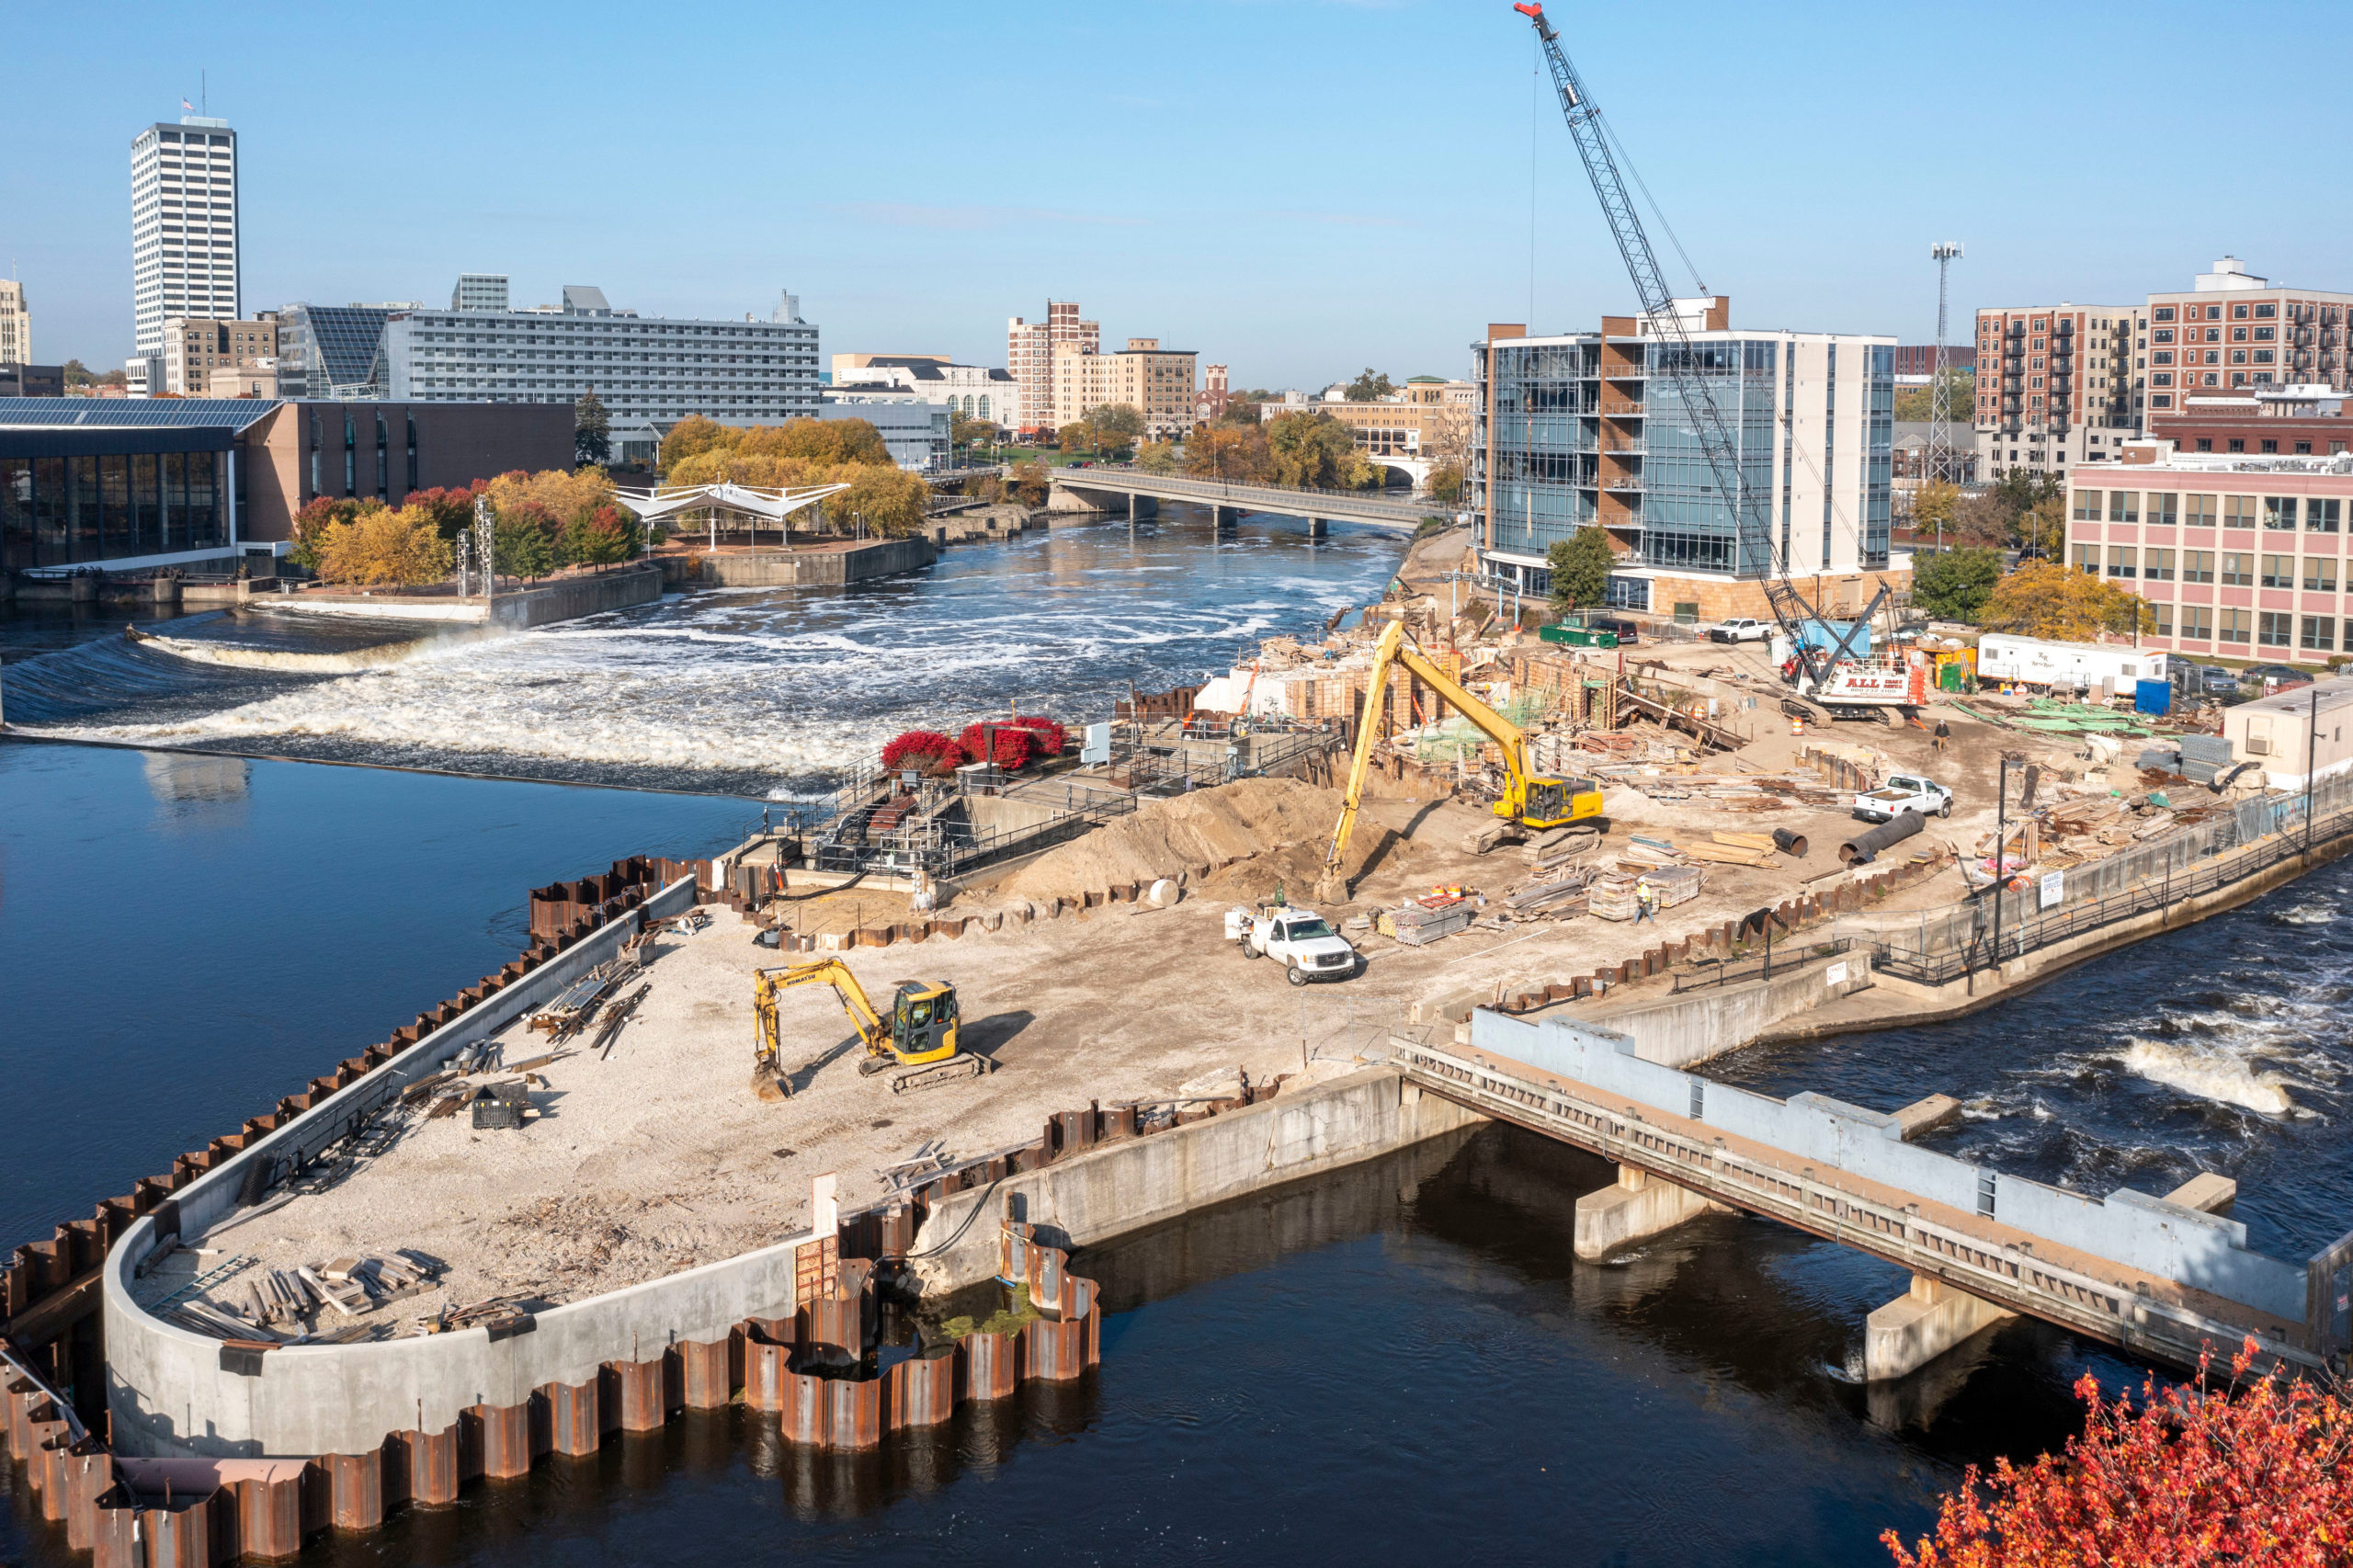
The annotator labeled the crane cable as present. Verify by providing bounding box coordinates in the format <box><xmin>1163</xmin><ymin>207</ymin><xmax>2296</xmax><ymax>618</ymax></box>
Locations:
<box><xmin>1596</xmin><ymin>114</ymin><xmax>1708</xmax><ymax>300</ymax></box>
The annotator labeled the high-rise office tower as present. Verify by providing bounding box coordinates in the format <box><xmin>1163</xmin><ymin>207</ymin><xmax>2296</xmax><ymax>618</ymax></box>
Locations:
<box><xmin>131</xmin><ymin>116</ymin><xmax>240</xmax><ymax>358</ymax></box>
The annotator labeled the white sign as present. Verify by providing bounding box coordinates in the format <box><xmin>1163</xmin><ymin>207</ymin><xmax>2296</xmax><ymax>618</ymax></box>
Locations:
<box><xmin>1081</xmin><ymin>722</ymin><xmax>1112</xmax><ymax>766</ymax></box>
<box><xmin>1825</xmin><ymin>961</ymin><xmax>1849</xmax><ymax>987</ymax></box>
<box><xmin>2039</xmin><ymin>869</ymin><xmax>2064</xmax><ymax>910</ymax></box>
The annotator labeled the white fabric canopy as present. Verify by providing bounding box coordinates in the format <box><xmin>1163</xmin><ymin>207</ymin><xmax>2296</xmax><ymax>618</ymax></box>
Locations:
<box><xmin>610</xmin><ymin>481</ymin><xmax>848</xmax><ymax>523</ymax></box>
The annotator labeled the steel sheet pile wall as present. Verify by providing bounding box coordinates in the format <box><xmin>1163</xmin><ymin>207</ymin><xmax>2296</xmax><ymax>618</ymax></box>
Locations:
<box><xmin>1472</xmin><ymin>1011</ymin><xmax>2308</xmax><ymax>1324</ymax></box>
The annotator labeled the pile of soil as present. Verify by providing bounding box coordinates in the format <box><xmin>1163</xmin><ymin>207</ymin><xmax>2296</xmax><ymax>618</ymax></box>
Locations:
<box><xmin>997</xmin><ymin>778</ymin><xmax>1345</xmax><ymax>904</ymax></box>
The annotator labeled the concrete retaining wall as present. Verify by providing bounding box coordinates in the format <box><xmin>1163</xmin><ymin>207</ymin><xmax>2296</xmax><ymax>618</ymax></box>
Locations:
<box><xmin>908</xmin><ymin>1067</ymin><xmax>1487</xmax><ymax>1293</ymax></box>
<box><xmin>491</xmin><ymin>566</ymin><xmax>663</xmax><ymax>628</ymax></box>
<box><xmin>1470</xmin><ymin>1009</ymin><xmax>2308</xmax><ymax>1324</ymax></box>
<box><xmin>103</xmin><ymin>879</ymin><xmax>699</xmax><ymax>1459</ymax></box>
<box><xmin>659</xmin><ymin>537</ymin><xmax>935</xmax><ymax>588</ymax></box>
<box><xmin>1587</xmin><ymin>951</ymin><xmax>1874</xmax><ymax>1068</ymax></box>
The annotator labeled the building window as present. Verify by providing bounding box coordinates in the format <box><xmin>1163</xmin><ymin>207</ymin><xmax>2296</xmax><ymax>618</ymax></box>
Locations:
<box><xmin>2151</xmin><ymin>600</ymin><xmax>2174</xmax><ymax>637</ymax></box>
<box><xmin>2073</xmin><ymin>489</ymin><xmax>2101</xmax><ymax>520</ymax></box>
<box><xmin>2179</xmin><ymin>605</ymin><xmax>2212</xmax><ymax>641</ymax></box>
<box><xmin>2221</xmin><ymin>551</ymin><xmax>2253</xmax><ymax>586</ymax></box>
<box><xmin>2259</xmin><ymin>611</ymin><xmax>2294</xmax><ymax>647</ymax></box>
<box><xmin>2146</xmin><ymin>492</ymin><xmax>2178</xmax><ymax>527</ymax></box>
<box><xmin>2302</xmin><ymin>617</ymin><xmax>2336</xmax><ymax>652</ymax></box>
<box><xmin>2221</xmin><ymin>608</ymin><xmax>2254</xmax><ymax>644</ymax></box>
<box><xmin>2180</xmin><ymin>551</ymin><xmax>2214</xmax><ymax>584</ymax></box>
<box><xmin>2146</xmin><ymin>548</ymin><xmax>2177</xmax><ymax>581</ymax></box>
<box><xmin>2305</xmin><ymin>557</ymin><xmax>2337</xmax><ymax>592</ymax></box>
<box><xmin>2108</xmin><ymin>547</ymin><xmax>2139</xmax><ymax>578</ymax></box>
<box><xmin>2155</xmin><ymin>306</ymin><xmax>2176</xmax><ymax>323</ymax></box>
<box><xmin>2071</xmin><ymin>543</ymin><xmax>2098</xmax><ymax>574</ymax></box>
<box><xmin>2261</xmin><ymin>553</ymin><xmax>2295</xmax><ymax>588</ymax></box>
<box><xmin>2223</xmin><ymin>494</ymin><xmax>2257</xmax><ymax>528</ymax></box>
<box><xmin>2266</xmin><ymin>496</ymin><xmax>2299</xmax><ymax>529</ymax></box>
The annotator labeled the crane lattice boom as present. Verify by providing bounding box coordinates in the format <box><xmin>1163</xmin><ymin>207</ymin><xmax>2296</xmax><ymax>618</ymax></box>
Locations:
<box><xmin>1512</xmin><ymin>2</ymin><xmax>1831</xmax><ymax>669</ymax></box>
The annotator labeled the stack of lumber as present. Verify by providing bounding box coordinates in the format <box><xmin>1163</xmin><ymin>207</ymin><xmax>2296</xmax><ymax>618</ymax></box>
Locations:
<box><xmin>1640</xmin><ymin>864</ymin><xmax>1705</xmax><ymax>908</ymax></box>
<box><xmin>1588</xmin><ymin>873</ymin><xmax>1642</xmax><ymax>921</ymax></box>
<box><xmin>1678</xmin><ymin>831</ymin><xmax>1780</xmax><ymax>869</ymax></box>
<box><xmin>1392</xmin><ymin>897</ymin><xmax>1478</xmax><ymax>946</ymax></box>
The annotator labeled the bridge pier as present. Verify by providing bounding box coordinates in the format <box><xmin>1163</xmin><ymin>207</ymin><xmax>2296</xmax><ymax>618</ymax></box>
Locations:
<box><xmin>1212</xmin><ymin>505</ymin><xmax>1240</xmax><ymax>531</ymax></box>
<box><xmin>1864</xmin><ymin>1275</ymin><xmax>2017</xmax><ymax>1381</ymax></box>
<box><xmin>1127</xmin><ymin>494</ymin><xmax>1157</xmax><ymax>521</ymax></box>
<box><xmin>1572</xmin><ymin>1165</ymin><xmax>1726</xmax><ymax>1260</ymax></box>
<box><xmin>1305</xmin><ymin>517</ymin><xmax>1326</xmax><ymax>540</ymax></box>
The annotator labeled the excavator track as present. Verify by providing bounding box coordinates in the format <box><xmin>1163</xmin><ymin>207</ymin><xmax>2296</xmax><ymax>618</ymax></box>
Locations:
<box><xmin>889</xmin><ymin>1052</ymin><xmax>989</xmax><ymax>1095</ymax></box>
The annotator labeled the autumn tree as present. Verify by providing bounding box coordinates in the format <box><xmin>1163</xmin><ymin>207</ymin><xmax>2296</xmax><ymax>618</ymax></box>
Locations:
<box><xmin>1186</xmin><ymin>424</ymin><xmax>1272</xmax><ymax>483</ymax></box>
<box><xmin>574</xmin><ymin>389</ymin><xmax>611</xmax><ymax>466</ymax></box>
<box><xmin>314</xmin><ymin>504</ymin><xmax>452</xmax><ymax>586</ymax></box>
<box><xmin>1979</xmin><ymin>560</ymin><xmax>2154</xmax><ymax>641</ymax></box>
<box><xmin>1135</xmin><ymin>440</ymin><xmax>1180</xmax><ymax>474</ymax></box>
<box><xmin>1345</xmin><ymin>369</ymin><xmax>1394</xmax><ymax>402</ymax></box>
<box><xmin>1886</xmin><ymin>1339</ymin><xmax>2353</xmax><ymax>1568</ymax></box>
<box><xmin>1911</xmin><ymin>481</ymin><xmax>1961</xmax><ymax>544</ymax></box>
<box><xmin>287</xmin><ymin>496</ymin><xmax>381</xmax><ymax>570</ymax></box>
<box><xmin>1911</xmin><ymin>546</ymin><xmax>2005</xmax><ymax>622</ymax></box>
<box><xmin>561</xmin><ymin>505</ymin><xmax>641</xmax><ymax>568</ymax></box>
<box><xmin>1427</xmin><ymin>462</ymin><xmax>1465</xmax><ymax>506</ymax></box>
<box><xmin>824</xmin><ymin>464</ymin><xmax>929</xmax><ymax>537</ymax></box>
<box><xmin>658</xmin><ymin>415</ymin><xmax>728</xmax><ymax>472</ymax></box>
<box><xmin>401</xmin><ymin>484</ymin><xmax>484</xmax><ymax>540</ymax></box>
<box><xmin>1893</xmin><ymin>367</ymin><xmax>1973</xmax><ymax>424</ymax></box>
<box><xmin>2016</xmin><ymin>494</ymin><xmax>2067</xmax><ymax>560</ymax></box>
<box><xmin>1056</xmin><ymin>417</ymin><xmax>1097</xmax><ymax>456</ymax></box>
<box><xmin>1547</xmin><ymin>527</ymin><xmax>1617</xmax><ymax>613</ymax></box>
<box><xmin>1006</xmin><ymin>460</ymin><xmax>1052</xmax><ymax>507</ymax></box>
<box><xmin>493</xmin><ymin>504</ymin><xmax>559</xmax><ymax>581</ymax></box>
<box><xmin>1088</xmin><ymin>403</ymin><xmax>1144</xmax><ymax>454</ymax></box>
<box><xmin>1266</xmin><ymin>411</ymin><xmax>1377</xmax><ymax>489</ymax></box>
<box><xmin>949</xmin><ymin>409</ymin><xmax>995</xmax><ymax>451</ymax></box>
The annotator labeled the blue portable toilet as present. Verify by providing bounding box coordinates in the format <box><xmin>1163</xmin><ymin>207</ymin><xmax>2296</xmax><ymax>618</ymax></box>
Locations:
<box><xmin>2134</xmin><ymin>677</ymin><xmax>2171</xmax><ymax>716</ymax></box>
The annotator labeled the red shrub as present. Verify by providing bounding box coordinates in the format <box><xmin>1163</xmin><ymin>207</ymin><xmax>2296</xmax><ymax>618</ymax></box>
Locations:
<box><xmin>1011</xmin><ymin>715</ymin><xmax>1068</xmax><ymax>756</ymax></box>
<box><xmin>881</xmin><ymin>731</ymin><xmax>964</xmax><ymax>772</ymax></box>
<box><xmin>959</xmin><ymin>722</ymin><xmax>1035</xmax><ymax>771</ymax></box>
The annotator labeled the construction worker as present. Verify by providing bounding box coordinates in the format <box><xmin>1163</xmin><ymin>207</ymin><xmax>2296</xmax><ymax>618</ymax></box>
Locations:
<box><xmin>1636</xmin><ymin>881</ymin><xmax>1658</xmax><ymax>924</ymax></box>
<box><xmin>1932</xmin><ymin>718</ymin><xmax>1950</xmax><ymax>754</ymax></box>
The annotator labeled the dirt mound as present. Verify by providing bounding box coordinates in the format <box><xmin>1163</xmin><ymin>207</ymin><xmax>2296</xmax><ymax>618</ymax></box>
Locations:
<box><xmin>996</xmin><ymin>777</ymin><xmax>1343</xmax><ymax>904</ymax></box>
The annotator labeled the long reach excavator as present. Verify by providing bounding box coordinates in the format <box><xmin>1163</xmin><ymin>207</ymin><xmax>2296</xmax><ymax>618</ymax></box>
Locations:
<box><xmin>1313</xmin><ymin>619</ymin><xmax>1605</xmax><ymax>903</ymax></box>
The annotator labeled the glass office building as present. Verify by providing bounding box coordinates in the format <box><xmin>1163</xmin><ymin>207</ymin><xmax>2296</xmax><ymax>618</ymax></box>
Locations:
<box><xmin>1473</xmin><ymin>315</ymin><xmax>1892</xmax><ymax>613</ymax></box>
<box><xmin>275</xmin><ymin>304</ymin><xmax>396</xmax><ymax>398</ymax></box>
<box><xmin>0</xmin><ymin>400</ymin><xmax>266</xmax><ymax>571</ymax></box>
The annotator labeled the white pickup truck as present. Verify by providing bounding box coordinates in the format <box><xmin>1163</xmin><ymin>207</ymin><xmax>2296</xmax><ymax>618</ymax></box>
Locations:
<box><xmin>1226</xmin><ymin>905</ymin><xmax>1361</xmax><ymax>986</ymax></box>
<box><xmin>1708</xmin><ymin>617</ymin><xmax>1771</xmax><ymax>643</ymax></box>
<box><xmin>1853</xmin><ymin>774</ymin><xmax>1953</xmax><ymax>823</ymax></box>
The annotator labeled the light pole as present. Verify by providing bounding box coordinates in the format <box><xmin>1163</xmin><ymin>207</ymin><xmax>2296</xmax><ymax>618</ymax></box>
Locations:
<box><xmin>1988</xmin><ymin>756</ymin><xmax>2017</xmax><ymax>973</ymax></box>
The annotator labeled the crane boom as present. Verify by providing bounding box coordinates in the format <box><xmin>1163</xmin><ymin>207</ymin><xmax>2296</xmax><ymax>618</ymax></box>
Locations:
<box><xmin>1512</xmin><ymin>3</ymin><xmax>1833</xmax><ymax>674</ymax></box>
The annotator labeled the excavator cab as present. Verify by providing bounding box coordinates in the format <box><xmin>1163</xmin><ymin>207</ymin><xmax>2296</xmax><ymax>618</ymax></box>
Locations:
<box><xmin>888</xmin><ymin>982</ymin><xmax>960</xmax><ymax>1068</ymax></box>
<box><xmin>1518</xmin><ymin>775</ymin><xmax>1606</xmax><ymax>830</ymax></box>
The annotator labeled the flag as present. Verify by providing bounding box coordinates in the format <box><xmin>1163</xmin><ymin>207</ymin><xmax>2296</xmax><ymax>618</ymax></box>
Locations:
<box><xmin>180</xmin><ymin>97</ymin><xmax>194</xmax><ymax>112</ymax></box>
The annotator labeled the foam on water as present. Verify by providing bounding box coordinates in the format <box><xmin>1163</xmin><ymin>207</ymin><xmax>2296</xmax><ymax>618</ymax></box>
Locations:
<box><xmin>5</xmin><ymin>511</ymin><xmax>1404</xmax><ymax>795</ymax></box>
<box><xmin>2119</xmin><ymin>1038</ymin><xmax>2301</xmax><ymax>1116</ymax></box>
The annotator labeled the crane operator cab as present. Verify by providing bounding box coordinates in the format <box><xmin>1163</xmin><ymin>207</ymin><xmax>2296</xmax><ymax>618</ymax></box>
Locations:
<box><xmin>864</xmin><ymin>981</ymin><xmax>960</xmax><ymax>1075</ymax></box>
<box><xmin>1518</xmin><ymin>774</ymin><xmax>1607</xmax><ymax>830</ymax></box>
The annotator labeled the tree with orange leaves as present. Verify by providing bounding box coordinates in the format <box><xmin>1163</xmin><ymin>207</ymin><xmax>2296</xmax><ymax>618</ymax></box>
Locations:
<box><xmin>1886</xmin><ymin>1338</ymin><xmax>2353</xmax><ymax>1567</ymax></box>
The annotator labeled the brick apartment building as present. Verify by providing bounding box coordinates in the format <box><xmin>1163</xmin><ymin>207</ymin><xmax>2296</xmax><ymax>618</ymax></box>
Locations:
<box><xmin>1972</xmin><ymin>302</ymin><xmax>2143</xmax><ymax>478</ymax></box>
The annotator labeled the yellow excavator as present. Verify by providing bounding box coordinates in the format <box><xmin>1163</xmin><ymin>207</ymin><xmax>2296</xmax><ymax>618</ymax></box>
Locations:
<box><xmin>750</xmin><ymin>960</ymin><xmax>986</xmax><ymax>1097</ymax></box>
<box><xmin>1313</xmin><ymin>618</ymin><xmax>1606</xmax><ymax>903</ymax></box>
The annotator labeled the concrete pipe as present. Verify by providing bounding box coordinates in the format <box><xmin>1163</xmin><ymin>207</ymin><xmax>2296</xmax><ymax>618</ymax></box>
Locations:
<box><xmin>1838</xmin><ymin>810</ymin><xmax>1924</xmax><ymax>865</ymax></box>
<box><xmin>1772</xmin><ymin>828</ymin><xmax>1808</xmax><ymax>858</ymax></box>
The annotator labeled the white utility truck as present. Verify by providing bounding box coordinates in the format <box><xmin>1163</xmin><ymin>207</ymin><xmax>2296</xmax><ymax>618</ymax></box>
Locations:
<box><xmin>1226</xmin><ymin>905</ymin><xmax>1361</xmax><ymax>986</ymax></box>
<box><xmin>1853</xmin><ymin>774</ymin><xmax>1953</xmax><ymax>823</ymax></box>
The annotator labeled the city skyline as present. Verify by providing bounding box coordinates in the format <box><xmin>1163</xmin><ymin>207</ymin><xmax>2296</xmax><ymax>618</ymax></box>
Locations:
<box><xmin>5</xmin><ymin>0</ymin><xmax>2348</xmax><ymax>383</ymax></box>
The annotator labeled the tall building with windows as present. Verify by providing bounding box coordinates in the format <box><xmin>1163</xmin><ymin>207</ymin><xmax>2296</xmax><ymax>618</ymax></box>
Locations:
<box><xmin>1045</xmin><ymin>337</ymin><xmax>1198</xmax><ymax>439</ymax></box>
<box><xmin>1972</xmin><ymin>303</ymin><xmax>2143</xmax><ymax>477</ymax></box>
<box><xmin>1472</xmin><ymin>301</ymin><xmax>1898</xmax><ymax>621</ymax></box>
<box><xmin>163</xmin><ymin>312</ymin><xmax>278</xmax><ymax>394</ymax></box>
<box><xmin>451</xmin><ymin>274</ymin><xmax>509</xmax><ymax>313</ymax></box>
<box><xmin>274</xmin><ymin>304</ymin><xmax>397</xmax><ymax>398</ymax></box>
<box><xmin>2144</xmin><ymin>257</ymin><xmax>2353</xmax><ymax>416</ymax></box>
<box><xmin>376</xmin><ymin>283</ymin><xmax>821</xmax><ymax>453</ymax></box>
<box><xmin>0</xmin><ymin>279</ymin><xmax>28</xmax><ymax>367</ymax></box>
<box><xmin>130</xmin><ymin>118</ymin><xmax>240</xmax><ymax>360</ymax></box>
<box><xmin>1006</xmin><ymin>301</ymin><xmax>1097</xmax><ymax>436</ymax></box>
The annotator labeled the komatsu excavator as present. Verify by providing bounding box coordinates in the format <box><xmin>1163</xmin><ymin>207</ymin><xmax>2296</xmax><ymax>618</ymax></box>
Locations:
<box><xmin>750</xmin><ymin>960</ymin><xmax>986</xmax><ymax>1097</ymax></box>
<box><xmin>1313</xmin><ymin>619</ymin><xmax>1605</xmax><ymax>903</ymax></box>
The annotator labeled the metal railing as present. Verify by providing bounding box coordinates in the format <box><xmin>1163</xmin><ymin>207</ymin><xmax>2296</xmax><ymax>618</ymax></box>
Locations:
<box><xmin>1673</xmin><ymin>937</ymin><xmax>1853</xmax><ymax>993</ymax></box>
<box><xmin>1055</xmin><ymin>466</ymin><xmax>1434</xmax><ymax>523</ymax></box>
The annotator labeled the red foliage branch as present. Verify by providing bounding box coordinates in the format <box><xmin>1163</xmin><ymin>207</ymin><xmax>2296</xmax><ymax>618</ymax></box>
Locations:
<box><xmin>1010</xmin><ymin>715</ymin><xmax>1067</xmax><ymax>756</ymax></box>
<box><xmin>959</xmin><ymin>722</ymin><xmax>1035</xmax><ymax>771</ymax></box>
<box><xmin>880</xmin><ymin>731</ymin><xmax>965</xmax><ymax>773</ymax></box>
<box><xmin>1885</xmin><ymin>1338</ymin><xmax>2353</xmax><ymax>1568</ymax></box>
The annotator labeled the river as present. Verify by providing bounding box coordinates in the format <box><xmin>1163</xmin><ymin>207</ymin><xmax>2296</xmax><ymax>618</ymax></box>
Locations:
<box><xmin>4</xmin><ymin>513</ymin><xmax>2347</xmax><ymax>1563</ymax></box>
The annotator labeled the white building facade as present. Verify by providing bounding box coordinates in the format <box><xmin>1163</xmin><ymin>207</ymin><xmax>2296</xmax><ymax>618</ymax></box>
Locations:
<box><xmin>131</xmin><ymin>118</ymin><xmax>240</xmax><ymax>359</ymax></box>
<box><xmin>378</xmin><ymin>285</ymin><xmax>821</xmax><ymax>451</ymax></box>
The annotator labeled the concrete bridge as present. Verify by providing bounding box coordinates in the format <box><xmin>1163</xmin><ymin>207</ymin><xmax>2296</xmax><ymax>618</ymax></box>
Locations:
<box><xmin>1048</xmin><ymin>466</ymin><xmax>1439</xmax><ymax>536</ymax></box>
<box><xmin>1393</xmin><ymin>1009</ymin><xmax>2353</xmax><ymax>1382</ymax></box>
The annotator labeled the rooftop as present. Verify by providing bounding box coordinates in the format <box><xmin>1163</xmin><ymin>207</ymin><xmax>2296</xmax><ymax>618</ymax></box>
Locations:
<box><xmin>0</xmin><ymin>397</ymin><xmax>279</xmax><ymax>430</ymax></box>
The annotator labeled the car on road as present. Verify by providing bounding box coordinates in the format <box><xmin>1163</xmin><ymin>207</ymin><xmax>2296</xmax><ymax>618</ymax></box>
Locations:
<box><xmin>1853</xmin><ymin>773</ymin><xmax>1953</xmax><ymax>823</ymax></box>
<box><xmin>1585</xmin><ymin>612</ymin><xmax>1643</xmax><ymax>645</ymax></box>
<box><xmin>1708</xmin><ymin>617</ymin><xmax>1771</xmax><ymax>643</ymax></box>
<box><xmin>2237</xmin><ymin>663</ymin><xmax>2312</xmax><ymax>691</ymax></box>
<box><xmin>2185</xmin><ymin>664</ymin><xmax>2242</xmax><ymax>699</ymax></box>
<box><xmin>1226</xmin><ymin>905</ymin><xmax>1361</xmax><ymax>986</ymax></box>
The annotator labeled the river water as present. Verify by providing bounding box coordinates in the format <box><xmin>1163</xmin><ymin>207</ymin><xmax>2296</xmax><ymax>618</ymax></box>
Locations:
<box><xmin>4</xmin><ymin>513</ymin><xmax>2348</xmax><ymax>1563</ymax></box>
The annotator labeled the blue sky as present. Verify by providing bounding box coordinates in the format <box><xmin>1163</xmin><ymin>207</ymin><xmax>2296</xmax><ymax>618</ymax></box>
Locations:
<box><xmin>8</xmin><ymin>0</ymin><xmax>2349</xmax><ymax>387</ymax></box>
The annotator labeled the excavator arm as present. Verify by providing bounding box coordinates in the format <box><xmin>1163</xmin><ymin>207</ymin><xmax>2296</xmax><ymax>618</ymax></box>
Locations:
<box><xmin>1314</xmin><ymin>619</ymin><xmax>1598</xmax><ymax>901</ymax></box>
<box><xmin>754</xmin><ymin>959</ymin><xmax>888</xmax><ymax>1072</ymax></box>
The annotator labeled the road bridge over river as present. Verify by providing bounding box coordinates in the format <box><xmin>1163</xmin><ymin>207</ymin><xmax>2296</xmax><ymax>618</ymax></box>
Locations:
<box><xmin>1393</xmin><ymin>1011</ymin><xmax>2353</xmax><ymax>1381</ymax></box>
<box><xmin>1049</xmin><ymin>467</ymin><xmax>1438</xmax><ymax>535</ymax></box>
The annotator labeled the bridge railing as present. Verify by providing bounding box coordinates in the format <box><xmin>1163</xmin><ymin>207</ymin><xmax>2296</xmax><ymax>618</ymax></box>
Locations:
<box><xmin>1061</xmin><ymin>465</ymin><xmax>1436</xmax><ymax>517</ymax></box>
